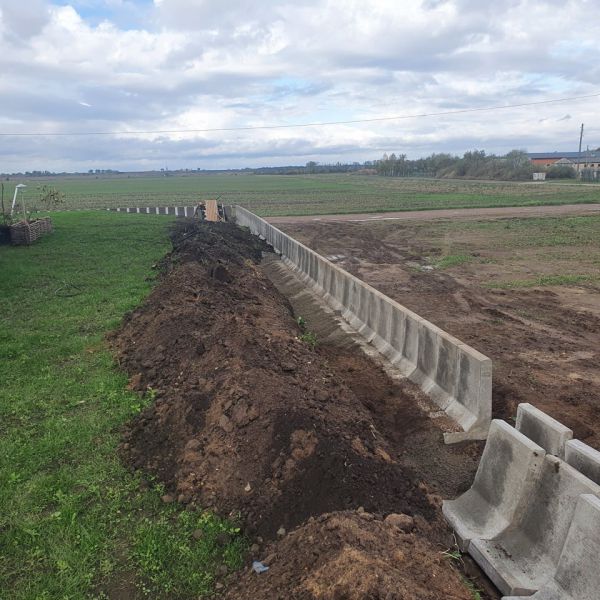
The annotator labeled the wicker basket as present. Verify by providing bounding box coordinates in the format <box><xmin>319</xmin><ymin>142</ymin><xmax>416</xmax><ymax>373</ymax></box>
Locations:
<box><xmin>10</xmin><ymin>217</ymin><xmax>53</xmax><ymax>246</ymax></box>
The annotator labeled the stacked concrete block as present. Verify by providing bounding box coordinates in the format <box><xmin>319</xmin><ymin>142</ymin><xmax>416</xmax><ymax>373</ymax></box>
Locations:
<box><xmin>565</xmin><ymin>439</ymin><xmax>600</xmax><ymax>485</ymax></box>
<box><xmin>443</xmin><ymin>404</ymin><xmax>600</xmax><ymax>598</ymax></box>
<box><xmin>469</xmin><ymin>454</ymin><xmax>600</xmax><ymax>596</ymax></box>
<box><xmin>233</xmin><ymin>205</ymin><xmax>492</xmax><ymax>442</ymax></box>
<box><xmin>515</xmin><ymin>403</ymin><xmax>573</xmax><ymax>458</ymax></box>
<box><xmin>502</xmin><ymin>494</ymin><xmax>600</xmax><ymax>600</ymax></box>
<box><xmin>442</xmin><ymin>420</ymin><xmax>546</xmax><ymax>551</ymax></box>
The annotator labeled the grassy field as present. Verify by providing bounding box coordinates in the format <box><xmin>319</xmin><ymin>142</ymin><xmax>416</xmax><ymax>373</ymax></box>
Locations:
<box><xmin>2</xmin><ymin>173</ymin><xmax>599</xmax><ymax>217</ymax></box>
<box><xmin>0</xmin><ymin>213</ymin><xmax>245</xmax><ymax>599</ymax></box>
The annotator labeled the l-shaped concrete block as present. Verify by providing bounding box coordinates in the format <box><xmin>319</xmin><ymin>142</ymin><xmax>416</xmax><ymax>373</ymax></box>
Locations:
<box><xmin>502</xmin><ymin>494</ymin><xmax>600</xmax><ymax>600</ymax></box>
<box><xmin>565</xmin><ymin>439</ymin><xmax>600</xmax><ymax>485</ymax></box>
<box><xmin>442</xmin><ymin>420</ymin><xmax>545</xmax><ymax>551</ymax></box>
<box><xmin>469</xmin><ymin>455</ymin><xmax>600</xmax><ymax>596</ymax></box>
<box><xmin>515</xmin><ymin>403</ymin><xmax>572</xmax><ymax>458</ymax></box>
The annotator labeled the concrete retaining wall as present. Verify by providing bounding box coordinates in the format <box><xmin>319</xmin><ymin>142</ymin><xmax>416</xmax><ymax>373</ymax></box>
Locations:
<box><xmin>503</xmin><ymin>494</ymin><xmax>600</xmax><ymax>600</ymax></box>
<box><xmin>442</xmin><ymin>420</ymin><xmax>546</xmax><ymax>551</ymax></box>
<box><xmin>445</xmin><ymin>404</ymin><xmax>600</xmax><ymax>599</ymax></box>
<box><xmin>565</xmin><ymin>439</ymin><xmax>600</xmax><ymax>485</ymax></box>
<box><xmin>108</xmin><ymin>206</ymin><xmax>194</xmax><ymax>216</ymax></box>
<box><xmin>233</xmin><ymin>205</ymin><xmax>492</xmax><ymax>441</ymax></box>
<box><xmin>469</xmin><ymin>454</ymin><xmax>600</xmax><ymax>595</ymax></box>
<box><xmin>516</xmin><ymin>403</ymin><xmax>573</xmax><ymax>458</ymax></box>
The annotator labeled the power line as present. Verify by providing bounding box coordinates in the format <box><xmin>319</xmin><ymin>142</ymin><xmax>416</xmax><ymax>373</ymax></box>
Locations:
<box><xmin>1</xmin><ymin>91</ymin><xmax>598</xmax><ymax>138</ymax></box>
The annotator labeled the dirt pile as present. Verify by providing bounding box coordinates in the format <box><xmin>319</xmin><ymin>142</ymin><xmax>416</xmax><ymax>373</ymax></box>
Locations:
<box><xmin>111</xmin><ymin>220</ymin><xmax>486</xmax><ymax>599</ymax></box>
<box><xmin>113</xmin><ymin>221</ymin><xmax>435</xmax><ymax>539</ymax></box>
<box><xmin>224</xmin><ymin>510</ymin><xmax>472</xmax><ymax>600</ymax></box>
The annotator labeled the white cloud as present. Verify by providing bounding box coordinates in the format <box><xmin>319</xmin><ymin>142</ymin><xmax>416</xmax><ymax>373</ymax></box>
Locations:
<box><xmin>0</xmin><ymin>0</ymin><xmax>599</xmax><ymax>171</ymax></box>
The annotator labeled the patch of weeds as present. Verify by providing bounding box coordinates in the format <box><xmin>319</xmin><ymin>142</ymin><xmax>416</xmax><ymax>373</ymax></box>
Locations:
<box><xmin>441</xmin><ymin>549</ymin><xmax>462</xmax><ymax>561</ymax></box>
<box><xmin>296</xmin><ymin>315</ymin><xmax>318</xmax><ymax>349</ymax></box>
<box><xmin>462</xmin><ymin>576</ymin><xmax>483</xmax><ymax>600</ymax></box>
<box><xmin>297</xmin><ymin>315</ymin><xmax>307</xmax><ymax>332</ymax></box>
<box><xmin>299</xmin><ymin>331</ymin><xmax>318</xmax><ymax>349</ymax></box>
<box><xmin>441</xmin><ymin>548</ymin><xmax>482</xmax><ymax>600</ymax></box>
<box><xmin>434</xmin><ymin>254</ymin><xmax>471</xmax><ymax>269</ymax></box>
<box><xmin>131</xmin><ymin>505</ymin><xmax>246</xmax><ymax>597</ymax></box>
<box><xmin>485</xmin><ymin>273</ymin><xmax>600</xmax><ymax>289</ymax></box>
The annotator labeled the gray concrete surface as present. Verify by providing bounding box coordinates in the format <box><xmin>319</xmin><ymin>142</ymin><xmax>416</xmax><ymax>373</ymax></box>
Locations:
<box><xmin>234</xmin><ymin>205</ymin><xmax>492</xmax><ymax>441</ymax></box>
<box><xmin>516</xmin><ymin>403</ymin><xmax>573</xmax><ymax>458</ymax></box>
<box><xmin>442</xmin><ymin>420</ymin><xmax>545</xmax><ymax>551</ymax></box>
<box><xmin>469</xmin><ymin>455</ymin><xmax>600</xmax><ymax>596</ymax></box>
<box><xmin>502</xmin><ymin>494</ymin><xmax>600</xmax><ymax>600</ymax></box>
<box><xmin>565</xmin><ymin>439</ymin><xmax>600</xmax><ymax>485</ymax></box>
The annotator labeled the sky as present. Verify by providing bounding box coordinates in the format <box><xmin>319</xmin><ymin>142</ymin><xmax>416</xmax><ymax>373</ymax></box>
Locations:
<box><xmin>0</xmin><ymin>0</ymin><xmax>599</xmax><ymax>172</ymax></box>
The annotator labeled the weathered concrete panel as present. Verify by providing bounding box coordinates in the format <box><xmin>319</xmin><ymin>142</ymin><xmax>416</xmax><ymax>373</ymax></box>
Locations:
<box><xmin>502</xmin><ymin>494</ymin><xmax>600</xmax><ymax>600</ymax></box>
<box><xmin>442</xmin><ymin>420</ymin><xmax>545</xmax><ymax>551</ymax></box>
<box><xmin>516</xmin><ymin>403</ymin><xmax>573</xmax><ymax>458</ymax></box>
<box><xmin>565</xmin><ymin>439</ymin><xmax>600</xmax><ymax>485</ymax></box>
<box><xmin>469</xmin><ymin>455</ymin><xmax>600</xmax><ymax>596</ymax></box>
<box><xmin>233</xmin><ymin>206</ymin><xmax>492</xmax><ymax>440</ymax></box>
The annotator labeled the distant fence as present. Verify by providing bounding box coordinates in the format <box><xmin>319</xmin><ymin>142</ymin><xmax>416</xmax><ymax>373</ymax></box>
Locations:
<box><xmin>107</xmin><ymin>206</ymin><xmax>195</xmax><ymax>216</ymax></box>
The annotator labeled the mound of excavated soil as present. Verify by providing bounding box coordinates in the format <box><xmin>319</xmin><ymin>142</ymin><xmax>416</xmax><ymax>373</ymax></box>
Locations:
<box><xmin>111</xmin><ymin>220</ymin><xmax>490</xmax><ymax>599</ymax></box>
<box><xmin>224</xmin><ymin>510</ymin><xmax>472</xmax><ymax>600</ymax></box>
<box><xmin>114</xmin><ymin>221</ymin><xmax>435</xmax><ymax>538</ymax></box>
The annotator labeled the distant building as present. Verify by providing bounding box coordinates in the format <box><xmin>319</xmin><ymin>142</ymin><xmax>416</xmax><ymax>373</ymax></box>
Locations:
<box><xmin>528</xmin><ymin>151</ymin><xmax>600</xmax><ymax>172</ymax></box>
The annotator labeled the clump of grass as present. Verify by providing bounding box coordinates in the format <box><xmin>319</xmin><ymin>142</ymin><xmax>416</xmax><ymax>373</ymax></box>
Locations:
<box><xmin>485</xmin><ymin>273</ymin><xmax>599</xmax><ymax>289</ymax></box>
<box><xmin>441</xmin><ymin>548</ymin><xmax>483</xmax><ymax>600</ymax></box>
<box><xmin>299</xmin><ymin>331</ymin><xmax>318</xmax><ymax>349</ymax></box>
<box><xmin>434</xmin><ymin>254</ymin><xmax>472</xmax><ymax>269</ymax></box>
<box><xmin>296</xmin><ymin>315</ymin><xmax>318</xmax><ymax>349</ymax></box>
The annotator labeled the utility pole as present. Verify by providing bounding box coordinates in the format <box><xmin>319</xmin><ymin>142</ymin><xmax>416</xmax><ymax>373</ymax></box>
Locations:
<box><xmin>578</xmin><ymin>123</ymin><xmax>584</xmax><ymax>177</ymax></box>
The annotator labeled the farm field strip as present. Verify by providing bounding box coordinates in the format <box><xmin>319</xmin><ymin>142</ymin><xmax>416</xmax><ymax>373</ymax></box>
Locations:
<box><xmin>2</xmin><ymin>174</ymin><xmax>600</xmax><ymax>217</ymax></box>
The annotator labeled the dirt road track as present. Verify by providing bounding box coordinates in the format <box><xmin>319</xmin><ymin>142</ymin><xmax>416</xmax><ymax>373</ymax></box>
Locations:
<box><xmin>266</xmin><ymin>203</ymin><xmax>600</xmax><ymax>224</ymax></box>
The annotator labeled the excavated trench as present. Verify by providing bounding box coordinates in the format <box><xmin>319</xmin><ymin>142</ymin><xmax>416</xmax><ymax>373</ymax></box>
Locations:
<box><xmin>112</xmin><ymin>219</ymin><xmax>498</xmax><ymax>599</ymax></box>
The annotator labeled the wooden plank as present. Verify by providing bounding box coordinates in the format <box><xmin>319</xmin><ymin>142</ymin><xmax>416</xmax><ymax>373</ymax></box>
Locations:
<box><xmin>205</xmin><ymin>199</ymin><xmax>220</xmax><ymax>222</ymax></box>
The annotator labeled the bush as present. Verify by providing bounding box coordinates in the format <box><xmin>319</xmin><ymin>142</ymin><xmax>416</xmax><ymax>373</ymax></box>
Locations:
<box><xmin>546</xmin><ymin>165</ymin><xmax>576</xmax><ymax>179</ymax></box>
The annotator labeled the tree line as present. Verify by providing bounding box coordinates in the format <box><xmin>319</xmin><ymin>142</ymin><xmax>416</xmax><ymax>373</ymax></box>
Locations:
<box><xmin>375</xmin><ymin>149</ymin><xmax>540</xmax><ymax>180</ymax></box>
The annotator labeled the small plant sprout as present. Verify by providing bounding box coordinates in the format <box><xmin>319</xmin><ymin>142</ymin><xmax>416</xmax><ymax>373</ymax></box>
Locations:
<box><xmin>441</xmin><ymin>548</ymin><xmax>462</xmax><ymax>562</ymax></box>
<box><xmin>297</xmin><ymin>316</ymin><xmax>307</xmax><ymax>331</ymax></box>
<box><xmin>299</xmin><ymin>331</ymin><xmax>318</xmax><ymax>350</ymax></box>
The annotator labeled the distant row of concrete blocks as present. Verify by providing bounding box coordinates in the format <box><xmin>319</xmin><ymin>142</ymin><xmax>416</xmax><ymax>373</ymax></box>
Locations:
<box><xmin>108</xmin><ymin>206</ymin><xmax>195</xmax><ymax>216</ymax></box>
<box><xmin>443</xmin><ymin>403</ymin><xmax>600</xmax><ymax>599</ymax></box>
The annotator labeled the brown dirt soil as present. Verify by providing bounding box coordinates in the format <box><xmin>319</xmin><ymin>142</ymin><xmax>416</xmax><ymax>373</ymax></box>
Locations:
<box><xmin>111</xmin><ymin>220</ymin><xmax>494</xmax><ymax>599</ymax></box>
<box><xmin>281</xmin><ymin>219</ymin><xmax>600</xmax><ymax>448</ymax></box>
<box><xmin>266</xmin><ymin>202</ymin><xmax>600</xmax><ymax>225</ymax></box>
<box><xmin>223</xmin><ymin>511</ymin><xmax>472</xmax><ymax>600</ymax></box>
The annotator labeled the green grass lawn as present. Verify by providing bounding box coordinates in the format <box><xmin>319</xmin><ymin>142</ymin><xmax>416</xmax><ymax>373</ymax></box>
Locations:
<box><xmin>2</xmin><ymin>173</ymin><xmax>599</xmax><ymax>217</ymax></box>
<box><xmin>0</xmin><ymin>212</ymin><xmax>245</xmax><ymax>600</ymax></box>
